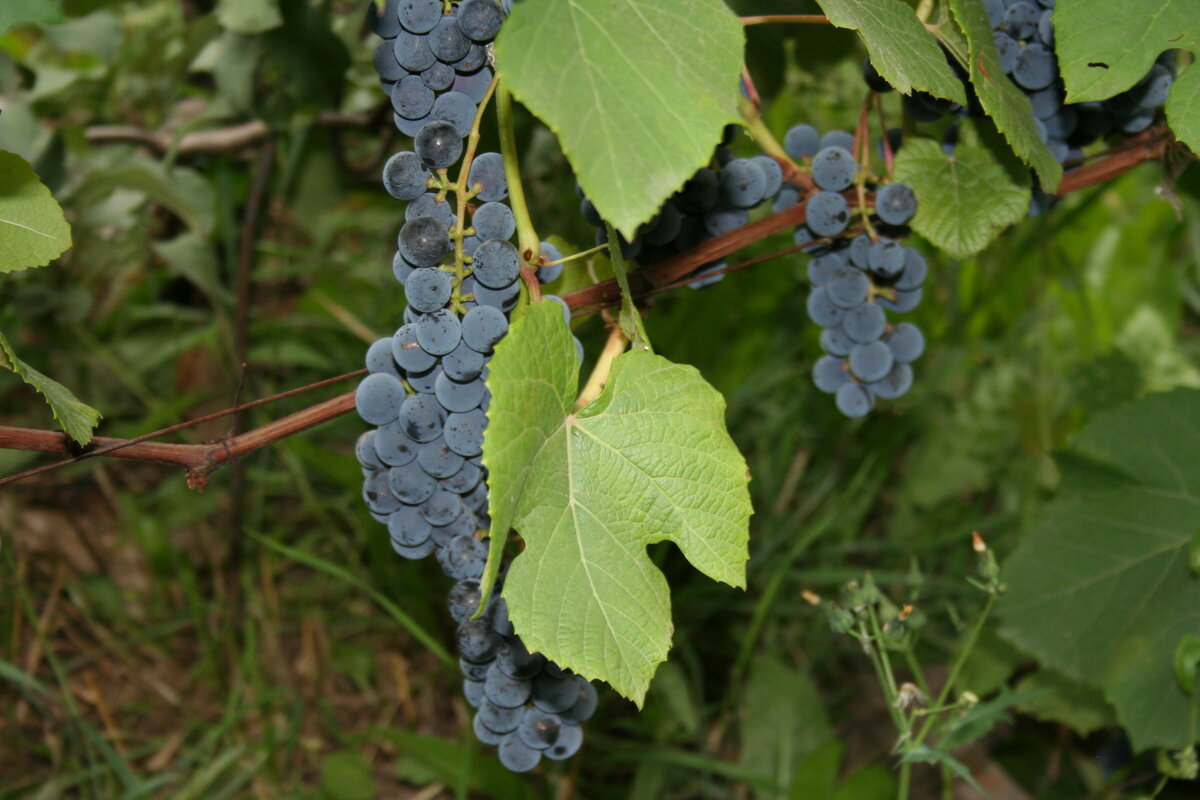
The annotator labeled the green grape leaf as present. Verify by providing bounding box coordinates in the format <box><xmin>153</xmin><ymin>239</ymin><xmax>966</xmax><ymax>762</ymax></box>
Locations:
<box><xmin>0</xmin><ymin>331</ymin><xmax>101</xmax><ymax>445</ymax></box>
<box><xmin>892</xmin><ymin>134</ymin><xmax>1030</xmax><ymax>258</ymax></box>
<box><xmin>494</xmin><ymin>0</ymin><xmax>744</xmax><ymax>240</ymax></box>
<box><xmin>0</xmin><ymin>150</ymin><xmax>72</xmax><ymax>273</ymax></box>
<box><xmin>813</xmin><ymin>0</ymin><xmax>966</xmax><ymax>104</ymax></box>
<box><xmin>948</xmin><ymin>0</ymin><xmax>1062</xmax><ymax>191</ymax></box>
<box><xmin>1015</xmin><ymin>669</ymin><xmax>1118</xmax><ymax>737</ymax></box>
<box><xmin>1055</xmin><ymin>1</ymin><xmax>1199</xmax><ymax>154</ymax></box>
<box><xmin>483</xmin><ymin>301</ymin><xmax>751</xmax><ymax>705</ymax></box>
<box><xmin>0</xmin><ymin>0</ymin><xmax>62</xmax><ymax>35</ymax></box>
<box><xmin>1000</xmin><ymin>389</ymin><xmax>1200</xmax><ymax>751</ymax></box>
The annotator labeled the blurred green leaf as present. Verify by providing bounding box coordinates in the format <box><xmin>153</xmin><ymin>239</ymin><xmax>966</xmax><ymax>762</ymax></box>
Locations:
<box><xmin>319</xmin><ymin>751</ymin><xmax>375</xmax><ymax>800</ymax></box>
<box><xmin>1001</xmin><ymin>388</ymin><xmax>1200</xmax><ymax>750</ymax></box>
<box><xmin>0</xmin><ymin>150</ymin><xmax>72</xmax><ymax>272</ymax></box>
<box><xmin>0</xmin><ymin>330</ymin><xmax>100</xmax><ymax>444</ymax></box>
<box><xmin>0</xmin><ymin>0</ymin><xmax>62</xmax><ymax>35</ymax></box>
<box><xmin>217</xmin><ymin>0</ymin><xmax>282</xmax><ymax>34</ymax></box>
<box><xmin>76</xmin><ymin>155</ymin><xmax>216</xmax><ymax>237</ymax></box>
<box><xmin>744</xmin><ymin>658</ymin><xmax>832</xmax><ymax>799</ymax></box>
<box><xmin>1015</xmin><ymin>668</ymin><xmax>1118</xmax><ymax>736</ymax></box>
<box><xmin>388</xmin><ymin>732</ymin><xmax>534</xmax><ymax>800</ymax></box>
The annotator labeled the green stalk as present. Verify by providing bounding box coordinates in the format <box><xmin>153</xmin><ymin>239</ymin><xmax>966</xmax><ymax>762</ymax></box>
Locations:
<box><xmin>496</xmin><ymin>84</ymin><xmax>540</xmax><ymax>263</ymax></box>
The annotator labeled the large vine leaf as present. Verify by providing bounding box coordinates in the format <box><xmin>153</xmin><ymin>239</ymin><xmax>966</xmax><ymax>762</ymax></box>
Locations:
<box><xmin>1000</xmin><ymin>389</ymin><xmax>1200</xmax><ymax>751</ymax></box>
<box><xmin>1055</xmin><ymin>0</ymin><xmax>1199</xmax><ymax>154</ymax></box>
<box><xmin>0</xmin><ymin>150</ymin><xmax>72</xmax><ymax>273</ymax></box>
<box><xmin>947</xmin><ymin>0</ymin><xmax>1062</xmax><ymax>191</ymax></box>
<box><xmin>494</xmin><ymin>0</ymin><xmax>744</xmax><ymax>240</ymax></box>
<box><xmin>892</xmin><ymin>130</ymin><xmax>1030</xmax><ymax>258</ymax></box>
<box><xmin>0</xmin><ymin>332</ymin><xmax>101</xmax><ymax>445</ymax></box>
<box><xmin>483</xmin><ymin>301</ymin><xmax>752</xmax><ymax>705</ymax></box>
<box><xmin>813</xmin><ymin>0</ymin><xmax>966</xmax><ymax>104</ymax></box>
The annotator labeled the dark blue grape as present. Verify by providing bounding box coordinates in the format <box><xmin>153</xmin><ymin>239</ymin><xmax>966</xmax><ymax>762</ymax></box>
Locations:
<box><xmin>461</xmin><ymin>305</ymin><xmax>508</xmax><ymax>352</ymax></box>
<box><xmin>415</xmin><ymin>120</ymin><xmax>464</xmax><ymax>169</ymax></box>
<box><xmin>473</xmin><ymin>238</ymin><xmax>521</xmax><ymax>288</ymax></box>
<box><xmin>442</xmin><ymin>339</ymin><xmax>487</xmax><ymax>380</ymax></box>
<box><xmin>428</xmin><ymin>15</ymin><xmax>471</xmax><ymax>62</ymax></box>
<box><xmin>886</xmin><ymin>323</ymin><xmax>925</xmax><ymax>363</ymax></box>
<box><xmin>368</xmin><ymin>0</ymin><xmax>402</xmax><ymax>37</ymax></box>
<box><xmin>397</xmin><ymin>0</ymin><xmax>442</xmax><ymax>34</ymax></box>
<box><xmin>874</xmin><ymin>183</ymin><xmax>917</xmax><ymax>226</ymax></box>
<box><xmin>406</xmin><ymin>192</ymin><xmax>455</xmax><ymax>225</ymax></box>
<box><xmin>813</xmin><ymin>355</ymin><xmax>851</xmax><ymax>393</ymax></box>
<box><xmin>485</xmin><ymin>662</ymin><xmax>533</xmax><ymax>708</ymax></box>
<box><xmin>374</xmin><ymin>40</ymin><xmax>406</xmax><ymax>81</ymax></box>
<box><xmin>457</xmin><ymin>0</ymin><xmax>504</xmax><ymax>41</ymax></box>
<box><xmin>388</xmin><ymin>505</ymin><xmax>433</xmax><ymax>547</ymax></box>
<box><xmin>465</xmin><ymin>678</ymin><xmax>487</xmax><ymax>709</ymax></box>
<box><xmin>868</xmin><ymin>239</ymin><xmax>905</xmax><ymax>277</ymax></box>
<box><xmin>784</xmin><ymin>124</ymin><xmax>820</xmax><ymax>159</ymax></box>
<box><xmin>393</xmin><ymin>112</ymin><xmax>429</xmax><ymax>137</ymax></box>
<box><xmin>876</xmin><ymin>287</ymin><xmax>923</xmax><ymax>313</ymax></box>
<box><xmin>431</xmin><ymin>91</ymin><xmax>477</xmax><ymax>138</ymax></box>
<box><xmin>703</xmin><ymin>205</ymin><xmax>748</xmax><ymax>236</ymax></box>
<box><xmin>375</xmin><ymin>419</ymin><xmax>419</xmax><ymax>466</ymax></box>
<box><xmin>392</xmin><ymin>323</ymin><xmax>437</xmax><ymax>373</ymax></box>
<box><xmin>849</xmin><ymin>341</ymin><xmax>894</xmax><ymax>382</ymax></box>
<box><xmin>673</xmin><ymin>168</ymin><xmax>718</xmax><ymax>214</ymax></box>
<box><xmin>356</xmin><ymin>430</ymin><xmax>387</xmax><ymax>471</ymax></box>
<box><xmin>458</xmin><ymin>618</ymin><xmax>502</xmax><ymax>663</ymax></box>
<box><xmin>718</xmin><ymin>158</ymin><xmax>767</xmax><ymax>208</ymax></box>
<box><xmin>399</xmin><ymin>215</ymin><xmax>451</xmax><ymax>266</ymax></box>
<box><xmin>862</xmin><ymin>59</ymin><xmax>893</xmax><ymax>93</ymax></box>
<box><xmin>355</xmin><ymin>373</ymin><xmax>404</xmax><ymax>425</ymax></box>
<box><xmin>806</xmin><ymin>191</ymin><xmax>849</xmax><ymax>237</ymax></box>
<box><xmin>366</xmin><ymin>337</ymin><xmax>400</xmax><ymax>378</ymax></box>
<box><xmin>383</xmin><ymin>151</ymin><xmax>430</xmax><ymax>200</ymax></box>
<box><xmin>842</xmin><ymin>303</ymin><xmax>887</xmax><ymax>344</ymax></box>
<box><xmin>827</xmin><ymin>266</ymin><xmax>870</xmax><ymax>309</ymax></box>
<box><xmin>811</xmin><ymin>146</ymin><xmax>856</xmax><ymax>191</ymax></box>
<box><xmin>752</xmin><ymin>155</ymin><xmax>784</xmax><ymax>198</ymax></box>
<box><xmin>517</xmin><ymin>708</ymin><xmax>562</xmax><ymax>750</ymax></box>
<box><xmin>895</xmin><ymin>248</ymin><xmax>927</xmax><ymax>291</ymax></box>
<box><xmin>393</xmin><ymin>31</ymin><xmax>436</xmax><ymax>72</ymax></box>
<box><xmin>806</xmin><ymin>288</ymin><xmax>846</xmax><ymax>328</ymax></box>
<box><xmin>452</xmin><ymin>66</ymin><xmax>494</xmax><ymax>103</ymax></box>
<box><xmin>558</xmin><ymin>679</ymin><xmax>597</xmax><ymax>724</ymax></box>
<box><xmin>835</xmin><ymin>382</ymin><xmax>875</xmax><ymax>418</ymax></box>
<box><xmin>468</xmin><ymin>152</ymin><xmax>507</xmax><ymax>201</ymax></box>
<box><xmin>444</xmin><ymin>408</ymin><xmax>486</xmax><ymax>457</ymax></box>
<box><xmin>472</xmin><ymin>280</ymin><xmax>520</xmax><ymax>311</ymax></box>
<box><xmin>417</xmin><ymin>437</ymin><xmax>465</xmax><ymax>479</ymax></box>
<box><xmin>452</xmin><ymin>44</ymin><xmax>488</xmax><ymax>74</ymax></box>
<box><xmin>820</xmin><ymin>130</ymin><xmax>855</xmax><ymax>152</ymax></box>
<box><xmin>1013</xmin><ymin>43</ymin><xmax>1057</xmax><ymax>90</ymax></box>
<box><xmin>398</xmin><ymin>392</ymin><xmax>446</xmax><ymax>443</ymax></box>
<box><xmin>405</xmin><ymin>268</ymin><xmax>452</xmax><ymax>313</ymax></box>
<box><xmin>532</xmin><ymin>670</ymin><xmax>581</xmax><ymax>713</ymax></box>
<box><xmin>497</xmin><ymin>733</ymin><xmax>541</xmax><ymax>772</ymax></box>
<box><xmin>442</xmin><ymin>459</ymin><xmax>482</xmax><ymax>494</ymax></box>
<box><xmin>435</xmin><ymin>371</ymin><xmax>486</xmax><ymax>413</ymax></box>
<box><xmin>1003</xmin><ymin>2</ymin><xmax>1040</xmax><ymax>40</ymax></box>
<box><xmin>473</xmin><ymin>712</ymin><xmax>504</xmax><ymax>744</ymax></box>
<box><xmin>388</xmin><ymin>461</ymin><xmax>436</xmax><ymax>504</ymax></box>
<box><xmin>544</xmin><ymin>723</ymin><xmax>583</xmax><ymax>760</ymax></box>
<box><xmin>421</xmin><ymin>60</ymin><xmax>456</xmax><ymax>91</ymax></box>
<box><xmin>496</xmin><ymin>639</ymin><xmax>546</xmax><ymax>679</ymax></box>
<box><xmin>808</xmin><ymin>250</ymin><xmax>846</xmax><ymax>286</ymax></box>
<box><xmin>820</xmin><ymin>326</ymin><xmax>853</xmax><ymax>357</ymax></box>
<box><xmin>473</xmin><ymin>202</ymin><xmax>515</xmax><ymax>241</ymax></box>
<box><xmin>438</xmin><ymin>531</ymin><xmax>487</xmax><ymax>580</ymax></box>
<box><xmin>415</xmin><ymin>308</ymin><xmax>462</xmax><ymax>355</ymax></box>
<box><xmin>421</xmin><ymin>488</ymin><xmax>463</xmax><ymax>526</ymax></box>
<box><xmin>871</xmin><ymin>363</ymin><xmax>914</xmax><ymax>399</ymax></box>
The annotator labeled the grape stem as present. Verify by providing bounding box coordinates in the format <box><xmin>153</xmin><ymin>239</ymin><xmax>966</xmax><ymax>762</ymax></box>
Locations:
<box><xmin>574</xmin><ymin>324</ymin><xmax>629</xmax><ymax>412</ymax></box>
<box><xmin>738</xmin><ymin>96</ymin><xmax>815</xmax><ymax>193</ymax></box>
<box><xmin>449</xmin><ymin>71</ymin><xmax>500</xmax><ymax>311</ymax></box>
<box><xmin>496</xmin><ymin>84</ymin><xmax>541</xmax><ymax>266</ymax></box>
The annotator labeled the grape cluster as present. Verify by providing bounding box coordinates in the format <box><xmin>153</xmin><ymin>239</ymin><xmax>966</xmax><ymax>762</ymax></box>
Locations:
<box><xmin>362</xmin><ymin>0</ymin><xmax>596</xmax><ymax>772</ymax></box>
<box><xmin>580</xmin><ymin>126</ymin><xmax>779</xmax><ymax>288</ymax></box>
<box><xmin>864</xmin><ymin>2</ymin><xmax>1176</xmax><ymax>213</ymax></box>
<box><xmin>369</xmin><ymin>0</ymin><xmax>503</xmax><ymax>138</ymax></box>
<box><xmin>779</xmin><ymin>126</ymin><xmax>926</xmax><ymax>417</ymax></box>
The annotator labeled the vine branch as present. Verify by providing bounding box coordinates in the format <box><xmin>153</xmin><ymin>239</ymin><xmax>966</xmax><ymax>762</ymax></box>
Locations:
<box><xmin>0</xmin><ymin>370</ymin><xmax>365</xmax><ymax>488</ymax></box>
<box><xmin>0</xmin><ymin>128</ymin><xmax>1179</xmax><ymax>487</ymax></box>
<box><xmin>84</xmin><ymin>110</ymin><xmax>377</xmax><ymax>155</ymax></box>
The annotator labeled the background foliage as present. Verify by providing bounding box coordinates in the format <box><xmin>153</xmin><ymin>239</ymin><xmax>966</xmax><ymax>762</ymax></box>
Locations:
<box><xmin>2</xmin><ymin>0</ymin><xmax>1199</xmax><ymax>797</ymax></box>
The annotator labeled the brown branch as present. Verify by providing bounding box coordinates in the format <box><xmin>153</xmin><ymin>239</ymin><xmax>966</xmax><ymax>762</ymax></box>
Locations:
<box><xmin>0</xmin><ymin>370</ymin><xmax>365</xmax><ymax>488</ymax></box>
<box><xmin>0</xmin><ymin>394</ymin><xmax>354</xmax><ymax>491</ymax></box>
<box><xmin>1054</xmin><ymin>126</ymin><xmax>1176</xmax><ymax>196</ymax></box>
<box><xmin>85</xmin><ymin>110</ymin><xmax>376</xmax><ymax>155</ymax></box>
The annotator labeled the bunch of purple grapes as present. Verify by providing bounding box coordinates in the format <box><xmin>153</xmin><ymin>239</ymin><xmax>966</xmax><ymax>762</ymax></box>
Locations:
<box><xmin>360</xmin><ymin>0</ymin><xmax>596</xmax><ymax>772</ymax></box>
